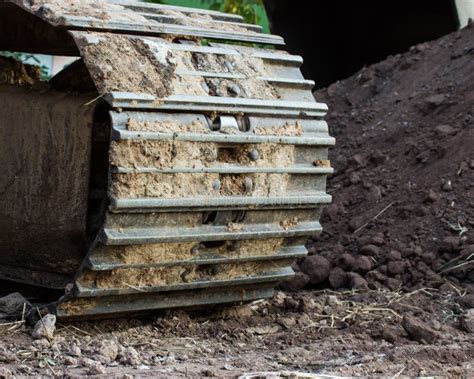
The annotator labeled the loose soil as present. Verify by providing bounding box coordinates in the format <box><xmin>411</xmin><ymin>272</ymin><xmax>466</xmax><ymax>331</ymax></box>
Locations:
<box><xmin>293</xmin><ymin>22</ymin><xmax>474</xmax><ymax>296</ymax></box>
<box><xmin>0</xmin><ymin>289</ymin><xmax>472</xmax><ymax>377</ymax></box>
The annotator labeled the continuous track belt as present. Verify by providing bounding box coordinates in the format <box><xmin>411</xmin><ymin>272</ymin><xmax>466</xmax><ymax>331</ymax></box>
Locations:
<box><xmin>3</xmin><ymin>0</ymin><xmax>334</xmax><ymax>319</ymax></box>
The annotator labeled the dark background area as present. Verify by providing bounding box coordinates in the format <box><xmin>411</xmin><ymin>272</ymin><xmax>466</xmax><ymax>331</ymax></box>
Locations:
<box><xmin>265</xmin><ymin>0</ymin><xmax>460</xmax><ymax>88</ymax></box>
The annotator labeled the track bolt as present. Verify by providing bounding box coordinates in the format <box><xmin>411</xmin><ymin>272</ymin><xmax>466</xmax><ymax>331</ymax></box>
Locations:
<box><xmin>212</xmin><ymin>179</ymin><xmax>221</xmax><ymax>191</ymax></box>
<box><xmin>228</xmin><ymin>84</ymin><xmax>241</xmax><ymax>96</ymax></box>
<box><xmin>248</xmin><ymin>149</ymin><xmax>259</xmax><ymax>161</ymax></box>
<box><xmin>227</xmin><ymin>240</ymin><xmax>241</xmax><ymax>252</ymax></box>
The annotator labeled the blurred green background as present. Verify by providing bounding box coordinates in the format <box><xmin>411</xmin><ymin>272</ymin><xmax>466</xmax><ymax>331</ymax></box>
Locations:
<box><xmin>146</xmin><ymin>0</ymin><xmax>270</xmax><ymax>33</ymax></box>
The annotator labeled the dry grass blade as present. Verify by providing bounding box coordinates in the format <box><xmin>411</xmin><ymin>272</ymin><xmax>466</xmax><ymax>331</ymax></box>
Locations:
<box><xmin>122</xmin><ymin>282</ymin><xmax>146</xmax><ymax>292</ymax></box>
<box><xmin>82</xmin><ymin>94</ymin><xmax>104</xmax><ymax>106</ymax></box>
<box><xmin>0</xmin><ymin>320</ymin><xmax>24</xmax><ymax>328</ymax></box>
<box><xmin>391</xmin><ymin>366</ymin><xmax>405</xmax><ymax>378</ymax></box>
<box><xmin>439</xmin><ymin>259</ymin><xmax>474</xmax><ymax>274</ymax></box>
<box><xmin>354</xmin><ymin>201</ymin><xmax>396</xmax><ymax>234</ymax></box>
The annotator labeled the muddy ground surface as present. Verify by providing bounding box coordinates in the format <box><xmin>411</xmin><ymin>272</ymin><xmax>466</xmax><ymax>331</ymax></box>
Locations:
<box><xmin>1</xmin><ymin>289</ymin><xmax>473</xmax><ymax>377</ymax></box>
<box><xmin>1</xmin><ymin>21</ymin><xmax>474</xmax><ymax>379</ymax></box>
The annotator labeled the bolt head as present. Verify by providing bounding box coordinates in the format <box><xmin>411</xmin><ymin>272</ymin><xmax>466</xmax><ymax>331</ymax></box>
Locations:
<box><xmin>212</xmin><ymin>179</ymin><xmax>221</xmax><ymax>191</ymax></box>
<box><xmin>248</xmin><ymin>149</ymin><xmax>259</xmax><ymax>161</ymax></box>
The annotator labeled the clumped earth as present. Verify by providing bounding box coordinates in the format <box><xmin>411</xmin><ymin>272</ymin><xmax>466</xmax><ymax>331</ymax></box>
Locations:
<box><xmin>288</xmin><ymin>22</ymin><xmax>474</xmax><ymax>296</ymax></box>
<box><xmin>1</xmin><ymin>23</ymin><xmax>474</xmax><ymax>379</ymax></box>
<box><xmin>0</xmin><ymin>289</ymin><xmax>473</xmax><ymax>377</ymax></box>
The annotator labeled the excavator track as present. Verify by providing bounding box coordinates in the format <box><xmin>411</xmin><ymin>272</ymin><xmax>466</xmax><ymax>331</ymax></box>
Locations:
<box><xmin>0</xmin><ymin>0</ymin><xmax>334</xmax><ymax>319</ymax></box>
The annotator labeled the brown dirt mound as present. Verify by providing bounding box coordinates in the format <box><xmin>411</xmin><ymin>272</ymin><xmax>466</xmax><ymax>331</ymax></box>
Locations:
<box><xmin>288</xmin><ymin>24</ymin><xmax>474</xmax><ymax>293</ymax></box>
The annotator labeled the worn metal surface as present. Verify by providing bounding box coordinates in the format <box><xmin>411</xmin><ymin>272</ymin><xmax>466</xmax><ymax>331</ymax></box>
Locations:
<box><xmin>0</xmin><ymin>85</ymin><xmax>94</xmax><ymax>284</ymax></box>
<box><xmin>0</xmin><ymin>0</ymin><xmax>334</xmax><ymax>319</ymax></box>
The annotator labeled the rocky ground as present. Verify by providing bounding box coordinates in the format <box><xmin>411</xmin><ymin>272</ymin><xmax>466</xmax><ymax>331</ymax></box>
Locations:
<box><xmin>1</xmin><ymin>20</ymin><xmax>474</xmax><ymax>379</ymax></box>
<box><xmin>0</xmin><ymin>288</ymin><xmax>473</xmax><ymax>377</ymax></box>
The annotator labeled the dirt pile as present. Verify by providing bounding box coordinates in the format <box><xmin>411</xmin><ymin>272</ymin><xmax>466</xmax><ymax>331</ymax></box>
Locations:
<box><xmin>0</xmin><ymin>57</ymin><xmax>41</xmax><ymax>86</ymax></box>
<box><xmin>287</xmin><ymin>23</ymin><xmax>474</xmax><ymax>293</ymax></box>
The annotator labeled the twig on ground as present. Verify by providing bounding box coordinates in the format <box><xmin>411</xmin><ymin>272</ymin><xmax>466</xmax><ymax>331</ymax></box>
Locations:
<box><xmin>354</xmin><ymin>201</ymin><xmax>396</xmax><ymax>233</ymax></box>
<box><xmin>82</xmin><ymin>94</ymin><xmax>104</xmax><ymax>107</ymax></box>
<box><xmin>391</xmin><ymin>366</ymin><xmax>405</xmax><ymax>379</ymax></box>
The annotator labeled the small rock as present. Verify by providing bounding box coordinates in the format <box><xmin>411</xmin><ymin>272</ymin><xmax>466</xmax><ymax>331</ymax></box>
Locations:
<box><xmin>424</xmin><ymin>189</ymin><xmax>440</xmax><ymax>203</ymax></box>
<box><xmin>369</xmin><ymin>149</ymin><xmax>387</xmax><ymax>165</ymax></box>
<box><xmin>349</xmin><ymin>154</ymin><xmax>365</xmax><ymax>168</ymax></box>
<box><xmin>284</xmin><ymin>297</ymin><xmax>299</xmax><ymax>310</ymax></box>
<box><xmin>0</xmin><ymin>293</ymin><xmax>30</xmax><ymax>316</ymax></box>
<box><xmin>280</xmin><ymin>271</ymin><xmax>310</xmax><ymax>292</ymax></box>
<box><xmin>430</xmin><ymin>320</ymin><xmax>442</xmax><ymax>331</ymax></box>
<box><xmin>326</xmin><ymin>295</ymin><xmax>341</xmax><ymax>306</ymax></box>
<box><xmin>459</xmin><ymin>309</ymin><xmax>474</xmax><ymax>333</ymax></box>
<box><xmin>278</xmin><ymin>317</ymin><xmax>296</xmax><ymax>329</ymax></box>
<box><xmin>329</xmin><ymin>267</ymin><xmax>348</xmax><ymax>290</ymax></box>
<box><xmin>347</xmin><ymin>272</ymin><xmax>369</xmax><ymax>290</ymax></box>
<box><xmin>299</xmin><ymin>255</ymin><xmax>331</xmax><ymax>285</ymax></box>
<box><xmin>335</xmin><ymin>253</ymin><xmax>355</xmax><ymax>271</ymax></box>
<box><xmin>88</xmin><ymin>361</ymin><xmax>106</xmax><ymax>375</ymax></box>
<box><xmin>323</xmin><ymin>203</ymin><xmax>340</xmax><ymax>220</ymax></box>
<box><xmin>387</xmin><ymin>261</ymin><xmax>404</xmax><ymax>276</ymax></box>
<box><xmin>0</xmin><ymin>367</ymin><xmax>12</xmax><ymax>379</ymax></box>
<box><xmin>435</xmin><ymin>124</ymin><xmax>455</xmax><ymax>136</ymax></box>
<box><xmin>402</xmin><ymin>315</ymin><xmax>439</xmax><ymax>343</ymax></box>
<box><xmin>64</xmin><ymin>356</ymin><xmax>78</xmax><ymax>366</ymax></box>
<box><xmin>401</xmin><ymin>247</ymin><xmax>419</xmax><ymax>258</ymax></box>
<box><xmin>98</xmin><ymin>340</ymin><xmax>119</xmax><ymax>363</ymax></box>
<box><xmin>297</xmin><ymin>313</ymin><xmax>313</xmax><ymax>327</ymax></box>
<box><xmin>201</xmin><ymin>369</ymin><xmax>216</xmax><ymax>377</ymax></box>
<box><xmin>368</xmin><ymin>185</ymin><xmax>383</xmax><ymax>202</ymax></box>
<box><xmin>360</xmin><ymin>244</ymin><xmax>380</xmax><ymax>256</ymax></box>
<box><xmin>459</xmin><ymin>294</ymin><xmax>474</xmax><ymax>309</ymax></box>
<box><xmin>370</xmin><ymin>235</ymin><xmax>385</xmax><ymax>246</ymax></box>
<box><xmin>80</xmin><ymin>357</ymin><xmax>96</xmax><ymax>367</ymax></box>
<box><xmin>32</xmin><ymin>338</ymin><xmax>50</xmax><ymax>350</ymax></box>
<box><xmin>381</xmin><ymin>328</ymin><xmax>398</xmax><ymax>343</ymax></box>
<box><xmin>120</xmin><ymin>346</ymin><xmax>141</xmax><ymax>366</ymax></box>
<box><xmin>272</xmin><ymin>291</ymin><xmax>286</xmax><ymax>307</ymax></box>
<box><xmin>249</xmin><ymin>325</ymin><xmax>279</xmax><ymax>335</ymax></box>
<box><xmin>349</xmin><ymin>172</ymin><xmax>361</xmax><ymax>184</ymax></box>
<box><xmin>387</xmin><ymin>250</ymin><xmax>402</xmax><ymax>261</ymax></box>
<box><xmin>353</xmin><ymin>256</ymin><xmax>373</xmax><ymax>273</ymax></box>
<box><xmin>366</xmin><ymin>270</ymin><xmax>386</xmax><ymax>283</ymax></box>
<box><xmin>421</xmin><ymin>252</ymin><xmax>436</xmax><ymax>265</ymax></box>
<box><xmin>32</xmin><ymin>314</ymin><xmax>56</xmax><ymax>340</ymax></box>
<box><xmin>299</xmin><ymin>296</ymin><xmax>317</xmax><ymax>312</ymax></box>
<box><xmin>69</xmin><ymin>345</ymin><xmax>82</xmax><ymax>357</ymax></box>
<box><xmin>0</xmin><ymin>344</ymin><xmax>16</xmax><ymax>363</ymax></box>
<box><xmin>219</xmin><ymin>305</ymin><xmax>253</xmax><ymax>319</ymax></box>
<box><xmin>442</xmin><ymin>179</ymin><xmax>453</xmax><ymax>192</ymax></box>
<box><xmin>348</xmin><ymin>216</ymin><xmax>365</xmax><ymax>232</ymax></box>
<box><xmin>386</xmin><ymin>278</ymin><xmax>402</xmax><ymax>290</ymax></box>
<box><xmin>425</xmin><ymin>93</ymin><xmax>446</xmax><ymax>108</ymax></box>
